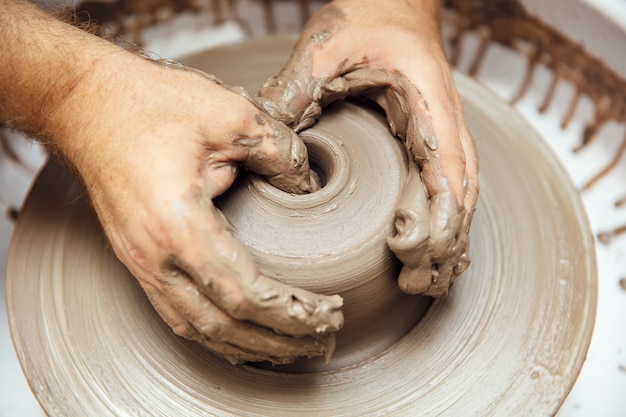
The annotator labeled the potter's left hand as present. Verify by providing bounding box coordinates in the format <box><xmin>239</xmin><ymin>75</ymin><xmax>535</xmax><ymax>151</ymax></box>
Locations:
<box><xmin>257</xmin><ymin>0</ymin><xmax>479</xmax><ymax>296</ymax></box>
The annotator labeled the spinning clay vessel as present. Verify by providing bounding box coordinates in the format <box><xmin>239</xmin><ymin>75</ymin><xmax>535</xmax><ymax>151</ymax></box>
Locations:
<box><xmin>217</xmin><ymin>100</ymin><xmax>431</xmax><ymax>371</ymax></box>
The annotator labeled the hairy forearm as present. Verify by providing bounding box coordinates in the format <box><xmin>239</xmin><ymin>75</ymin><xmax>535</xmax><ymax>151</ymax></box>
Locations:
<box><xmin>0</xmin><ymin>1</ymin><xmax>129</xmax><ymax>149</ymax></box>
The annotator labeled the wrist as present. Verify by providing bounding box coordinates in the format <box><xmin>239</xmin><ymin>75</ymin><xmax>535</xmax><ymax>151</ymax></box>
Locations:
<box><xmin>329</xmin><ymin>0</ymin><xmax>442</xmax><ymax>35</ymax></box>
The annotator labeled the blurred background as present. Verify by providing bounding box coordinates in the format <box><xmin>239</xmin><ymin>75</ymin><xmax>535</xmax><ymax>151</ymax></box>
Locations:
<box><xmin>1</xmin><ymin>1</ymin><xmax>625</xmax><ymax>415</ymax></box>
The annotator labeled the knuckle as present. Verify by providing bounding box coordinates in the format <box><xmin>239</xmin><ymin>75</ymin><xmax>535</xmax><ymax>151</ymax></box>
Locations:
<box><xmin>195</xmin><ymin>307</ymin><xmax>243</xmax><ymax>343</ymax></box>
<box><xmin>222</xmin><ymin>290</ymin><xmax>252</xmax><ymax>321</ymax></box>
<box><xmin>197</xmin><ymin>320</ymin><xmax>228</xmax><ymax>342</ymax></box>
<box><xmin>171</xmin><ymin>321</ymin><xmax>195</xmax><ymax>339</ymax></box>
<box><xmin>219</xmin><ymin>98</ymin><xmax>258</xmax><ymax>134</ymax></box>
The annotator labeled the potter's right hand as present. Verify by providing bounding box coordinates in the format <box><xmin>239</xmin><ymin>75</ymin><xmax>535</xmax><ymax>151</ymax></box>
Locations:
<box><xmin>257</xmin><ymin>0</ymin><xmax>479</xmax><ymax>297</ymax></box>
<box><xmin>1</xmin><ymin>0</ymin><xmax>343</xmax><ymax>364</ymax></box>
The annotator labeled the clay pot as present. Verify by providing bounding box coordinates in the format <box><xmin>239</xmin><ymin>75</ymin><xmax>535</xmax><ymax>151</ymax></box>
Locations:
<box><xmin>217</xmin><ymin>102</ymin><xmax>431</xmax><ymax>370</ymax></box>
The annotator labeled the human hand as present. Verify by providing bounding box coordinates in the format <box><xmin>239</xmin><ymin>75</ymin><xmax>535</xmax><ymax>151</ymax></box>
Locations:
<box><xmin>257</xmin><ymin>0</ymin><xmax>479</xmax><ymax>297</ymax></box>
<box><xmin>51</xmin><ymin>55</ymin><xmax>343</xmax><ymax>364</ymax></box>
<box><xmin>3</xmin><ymin>0</ymin><xmax>344</xmax><ymax>364</ymax></box>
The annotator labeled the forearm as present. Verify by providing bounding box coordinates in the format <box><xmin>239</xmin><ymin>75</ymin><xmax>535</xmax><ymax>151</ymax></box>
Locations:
<box><xmin>0</xmin><ymin>1</ymin><xmax>130</xmax><ymax>150</ymax></box>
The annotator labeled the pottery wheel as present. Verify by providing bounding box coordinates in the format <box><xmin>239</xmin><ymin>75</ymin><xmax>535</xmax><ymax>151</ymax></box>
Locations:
<box><xmin>6</xmin><ymin>37</ymin><xmax>596</xmax><ymax>416</ymax></box>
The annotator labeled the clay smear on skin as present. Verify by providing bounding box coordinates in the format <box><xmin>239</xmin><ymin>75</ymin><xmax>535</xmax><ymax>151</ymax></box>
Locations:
<box><xmin>69</xmin><ymin>0</ymin><xmax>626</xmax><ymax>244</ymax></box>
<box><xmin>6</xmin><ymin>70</ymin><xmax>597</xmax><ymax>415</ymax></box>
<box><xmin>72</xmin><ymin>0</ymin><xmax>626</xmax><ymax>159</ymax></box>
<box><xmin>72</xmin><ymin>0</ymin><xmax>626</xmax><ymax>191</ymax></box>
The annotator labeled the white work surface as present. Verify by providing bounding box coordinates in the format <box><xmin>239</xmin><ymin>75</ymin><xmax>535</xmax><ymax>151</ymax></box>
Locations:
<box><xmin>2</xmin><ymin>1</ymin><xmax>626</xmax><ymax>416</ymax></box>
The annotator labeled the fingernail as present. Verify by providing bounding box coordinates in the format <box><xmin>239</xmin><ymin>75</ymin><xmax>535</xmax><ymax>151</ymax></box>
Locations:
<box><xmin>453</xmin><ymin>252</ymin><xmax>471</xmax><ymax>275</ymax></box>
<box><xmin>293</xmin><ymin>102</ymin><xmax>321</xmax><ymax>132</ymax></box>
<box><xmin>310</xmin><ymin>170</ymin><xmax>321</xmax><ymax>192</ymax></box>
<box><xmin>324</xmin><ymin>333</ymin><xmax>336</xmax><ymax>364</ymax></box>
<box><xmin>397</xmin><ymin>264</ymin><xmax>433</xmax><ymax>295</ymax></box>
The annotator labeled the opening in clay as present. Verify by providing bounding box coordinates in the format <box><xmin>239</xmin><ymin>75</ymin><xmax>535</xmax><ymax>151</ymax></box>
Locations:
<box><xmin>264</xmin><ymin>135</ymin><xmax>336</xmax><ymax>193</ymax></box>
<box><xmin>304</xmin><ymin>139</ymin><xmax>335</xmax><ymax>190</ymax></box>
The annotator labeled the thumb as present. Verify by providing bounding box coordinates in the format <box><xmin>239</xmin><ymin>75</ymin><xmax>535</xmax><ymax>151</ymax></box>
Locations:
<box><xmin>256</xmin><ymin>74</ymin><xmax>349</xmax><ymax>132</ymax></box>
<box><xmin>241</xmin><ymin>110</ymin><xmax>321</xmax><ymax>194</ymax></box>
<box><xmin>255</xmin><ymin>5</ymin><xmax>352</xmax><ymax>131</ymax></box>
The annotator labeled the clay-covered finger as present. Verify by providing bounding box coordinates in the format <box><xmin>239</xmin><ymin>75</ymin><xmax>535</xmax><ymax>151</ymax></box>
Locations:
<box><xmin>387</xmin><ymin>161</ymin><xmax>468</xmax><ymax>296</ymax></box>
<box><xmin>388</xmin><ymin>161</ymin><xmax>430</xmax><ymax>257</ymax></box>
<box><xmin>164</xmin><ymin>203</ymin><xmax>344</xmax><ymax>338</ymax></box>
<box><xmin>450</xmin><ymin>127</ymin><xmax>478</xmax><ymax>278</ymax></box>
<box><xmin>388</xmin><ymin>163</ymin><xmax>433</xmax><ymax>294</ymax></box>
<box><xmin>174</xmin><ymin>250</ymin><xmax>345</xmax><ymax>337</ymax></box>
<box><xmin>421</xmin><ymin>190</ymin><xmax>466</xmax><ymax>296</ymax></box>
<box><xmin>387</xmin><ymin>162</ymin><xmax>462</xmax><ymax>296</ymax></box>
<box><xmin>338</xmin><ymin>69</ymin><xmax>465</xmax><ymax>295</ymax></box>
<box><xmin>238</xmin><ymin>111</ymin><xmax>319</xmax><ymax>194</ymax></box>
<box><xmin>460</xmin><ymin>126</ymin><xmax>480</xmax><ymax>231</ymax></box>
<box><xmin>199</xmin><ymin>340</ymin><xmax>294</xmax><ymax>365</ymax></box>
<box><xmin>341</xmin><ymin>69</ymin><xmax>460</xmax><ymax>179</ymax></box>
<box><xmin>169</xmin><ymin>64</ymin><xmax>318</xmax><ymax>195</ymax></box>
<box><xmin>136</xmin><ymin>282</ymin><xmax>299</xmax><ymax>364</ymax></box>
<box><xmin>143</xmin><ymin>261</ymin><xmax>336</xmax><ymax>364</ymax></box>
<box><xmin>258</xmin><ymin>67</ymin><xmax>434</xmax><ymax>161</ymax></box>
<box><xmin>140</xmin><ymin>280</ymin><xmax>195</xmax><ymax>338</ymax></box>
<box><xmin>256</xmin><ymin>76</ymin><xmax>317</xmax><ymax>129</ymax></box>
<box><xmin>257</xmin><ymin>76</ymin><xmax>350</xmax><ymax>133</ymax></box>
<box><xmin>157</xmin><ymin>269</ymin><xmax>336</xmax><ymax>364</ymax></box>
<box><xmin>339</xmin><ymin>67</ymin><xmax>469</xmax><ymax>199</ymax></box>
